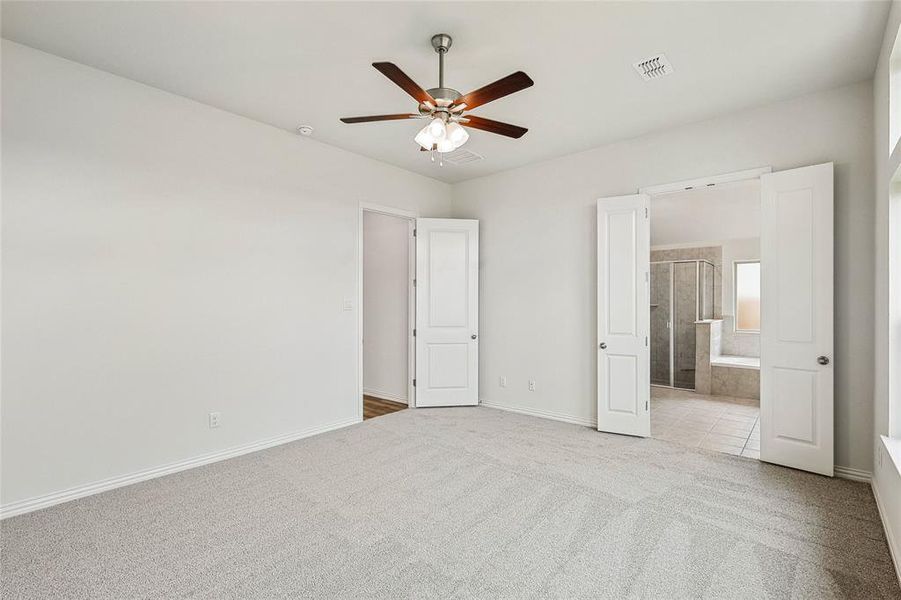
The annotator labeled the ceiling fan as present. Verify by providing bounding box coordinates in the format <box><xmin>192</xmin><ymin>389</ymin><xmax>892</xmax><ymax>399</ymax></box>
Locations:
<box><xmin>340</xmin><ymin>34</ymin><xmax>533</xmax><ymax>164</ymax></box>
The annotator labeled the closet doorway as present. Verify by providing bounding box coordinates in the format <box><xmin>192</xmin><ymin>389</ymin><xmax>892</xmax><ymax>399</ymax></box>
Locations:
<box><xmin>360</xmin><ymin>204</ymin><xmax>415</xmax><ymax>420</ymax></box>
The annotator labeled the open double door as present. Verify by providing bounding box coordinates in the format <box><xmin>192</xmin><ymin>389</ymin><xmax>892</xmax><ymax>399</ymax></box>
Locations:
<box><xmin>597</xmin><ymin>163</ymin><xmax>835</xmax><ymax>476</ymax></box>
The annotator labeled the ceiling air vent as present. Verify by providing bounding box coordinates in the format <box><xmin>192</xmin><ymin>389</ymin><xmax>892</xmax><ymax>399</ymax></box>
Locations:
<box><xmin>633</xmin><ymin>54</ymin><xmax>674</xmax><ymax>81</ymax></box>
<box><xmin>442</xmin><ymin>148</ymin><xmax>484</xmax><ymax>165</ymax></box>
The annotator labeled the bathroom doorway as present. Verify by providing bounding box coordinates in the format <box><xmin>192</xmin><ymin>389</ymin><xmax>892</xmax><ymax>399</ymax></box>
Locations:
<box><xmin>645</xmin><ymin>178</ymin><xmax>762</xmax><ymax>459</ymax></box>
<box><xmin>598</xmin><ymin>163</ymin><xmax>834</xmax><ymax>475</ymax></box>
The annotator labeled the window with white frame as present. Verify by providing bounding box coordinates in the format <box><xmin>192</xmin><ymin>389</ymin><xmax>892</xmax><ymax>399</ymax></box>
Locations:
<box><xmin>891</xmin><ymin>26</ymin><xmax>901</xmax><ymax>155</ymax></box>
<box><xmin>734</xmin><ymin>261</ymin><xmax>760</xmax><ymax>333</ymax></box>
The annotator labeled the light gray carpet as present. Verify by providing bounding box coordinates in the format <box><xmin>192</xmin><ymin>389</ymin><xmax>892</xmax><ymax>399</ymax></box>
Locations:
<box><xmin>2</xmin><ymin>406</ymin><xmax>899</xmax><ymax>599</ymax></box>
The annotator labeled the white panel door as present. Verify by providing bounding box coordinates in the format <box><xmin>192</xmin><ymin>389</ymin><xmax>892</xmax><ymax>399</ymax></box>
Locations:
<box><xmin>415</xmin><ymin>219</ymin><xmax>479</xmax><ymax>407</ymax></box>
<box><xmin>760</xmin><ymin>163</ymin><xmax>834</xmax><ymax>476</ymax></box>
<box><xmin>597</xmin><ymin>195</ymin><xmax>650</xmax><ymax>437</ymax></box>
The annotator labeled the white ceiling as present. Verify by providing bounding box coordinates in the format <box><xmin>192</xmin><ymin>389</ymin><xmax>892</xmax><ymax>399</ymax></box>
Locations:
<box><xmin>1</xmin><ymin>1</ymin><xmax>890</xmax><ymax>183</ymax></box>
<box><xmin>651</xmin><ymin>179</ymin><xmax>760</xmax><ymax>247</ymax></box>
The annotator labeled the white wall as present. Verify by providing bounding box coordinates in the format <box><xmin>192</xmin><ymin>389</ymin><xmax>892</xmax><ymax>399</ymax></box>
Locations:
<box><xmin>872</xmin><ymin>0</ymin><xmax>901</xmax><ymax>580</ymax></box>
<box><xmin>453</xmin><ymin>80</ymin><xmax>875</xmax><ymax>473</ymax></box>
<box><xmin>0</xmin><ymin>41</ymin><xmax>452</xmax><ymax>509</ymax></box>
<box><xmin>649</xmin><ymin>179</ymin><xmax>761</xmax><ymax>247</ymax></box>
<box><xmin>362</xmin><ymin>211</ymin><xmax>410</xmax><ymax>403</ymax></box>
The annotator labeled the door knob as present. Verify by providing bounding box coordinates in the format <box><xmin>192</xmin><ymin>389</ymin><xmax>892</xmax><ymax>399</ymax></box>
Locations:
<box><xmin>817</xmin><ymin>355</ymin><xmax>830</xmax><ymax>365</ymax></box>
<box><xmin>471</xmin><ymin>334</ymin><xmax>478</xmax><ymax>340</ymax></box>
<box><xmin>599</xmin><ymin>342</ymin><xmax>607</xmax><ymax>350</ymax></box>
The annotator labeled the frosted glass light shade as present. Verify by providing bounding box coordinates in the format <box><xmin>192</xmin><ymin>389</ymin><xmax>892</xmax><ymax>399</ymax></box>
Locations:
<box><xmin>414</xmin><ymin>126</ymin><xmax>435</xmax><ymax>150</ymax></box>
<box><xmin>436</xmin><ymin>137</ymin><xmax>456</xmax><ymax>153</ymax></box>
<box><xmin>446</xmin><ymin>122</ymin><xmax>469</xmax><ymax>147</ymax></box>
<box><xmin>426</xmin><ymin>117</ymin><xmax>446</xmax><ymax>140</ymax></box>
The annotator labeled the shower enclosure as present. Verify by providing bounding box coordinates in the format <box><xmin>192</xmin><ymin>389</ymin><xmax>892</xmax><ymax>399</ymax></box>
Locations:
<box><xmin>650</xmin><ymin>260</ymin><xmax>715</xmax><ymax>390</ymax></box>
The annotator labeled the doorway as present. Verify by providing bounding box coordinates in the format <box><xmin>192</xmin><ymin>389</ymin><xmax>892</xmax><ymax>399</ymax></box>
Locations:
<box><xmin>357</xmin><ymin>208</ymin><xmax>480</xmax><ymax>418</ymax></box>
<box><xmin>646</xmin><ymin>179</ymin><xmax>762</xmax><ymax>459</ymax></box>
<box><xmin>360</xmin><ymin>205</ymin><xmax>415</xmax><ymax>420</ymax></box>
<box><xmin>597</xmin><ymin>164</ymin><xmax>835</xmax><ymax>476</ymax></box>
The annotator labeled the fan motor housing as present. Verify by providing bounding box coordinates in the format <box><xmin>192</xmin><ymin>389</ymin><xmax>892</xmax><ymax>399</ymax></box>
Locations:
<box><xmin>427</xmin><ymin>87</ymin><xmax>461</xmax><ymax>103</ymax></box>
<box><xmin>420</xmin><ymin>87</ymin><xmax>462</xmax><ymax>115</ymax></box>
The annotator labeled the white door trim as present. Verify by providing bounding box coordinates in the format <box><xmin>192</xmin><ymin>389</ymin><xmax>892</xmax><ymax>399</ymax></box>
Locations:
<box><xmin>358</xmin><ymin>202</ymin><xmax>417</xmax><ymax>418</ymax></box>
<box><xmin>639</xmin><ymin>166</ymin><xmax>772</xmax><ymax>197</ymax></box>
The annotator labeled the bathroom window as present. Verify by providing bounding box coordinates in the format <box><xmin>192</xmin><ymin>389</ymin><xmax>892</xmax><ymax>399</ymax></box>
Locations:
<box><xmin>734</xmin><ymin>261</ymin><xmax>760</xmax><ymax>333</ymax></box>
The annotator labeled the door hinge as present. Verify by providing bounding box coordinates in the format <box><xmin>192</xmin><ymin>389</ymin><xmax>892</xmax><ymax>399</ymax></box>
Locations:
<box><xmin>645</xmin><ymin>400</ymin><xmax>649</xmax><ymax>410</ymax></box>
<box><xmin>413</xmin><ymin>228</ymin><xmax>417</xmax><ymax>237</ymax></box>
<box><xmin>413</xmin><ymin>279</ymin><xmax>417</xmax><ymax>287</ymax></box>
<box><xmin>413</xmin><ymin>378</ymin><xmax>416</xmax><ymax>387</ymax></box>
<box><xmin>644</xmin><ymin>207</ymin><xmax>648</xmax><ymax>219</ymax></box>
<box><xmin>645</xmin><ymin>336</ymin><xmax>648</xmax><ymax>346</ymax></box>
<box><xmin>413</xmin><ymin>328</ymin><xmax>416</xmax><ymax>337</ymax></box>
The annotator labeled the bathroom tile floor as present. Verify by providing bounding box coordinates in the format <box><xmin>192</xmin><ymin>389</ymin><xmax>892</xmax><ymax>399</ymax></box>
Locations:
<box><xmin>650</xmin><ymin>386</ymin><xmax>760</xmax><ymax>459</ymax></box>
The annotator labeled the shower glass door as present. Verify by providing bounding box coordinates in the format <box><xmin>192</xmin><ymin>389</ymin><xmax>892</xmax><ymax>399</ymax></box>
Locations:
<box><xmin>650</xmin><ymin>258</ymin><xmax>716</xmax><ymax>391</ymax></box>
<box><xmin>701</xmin><ymin>261</ymin><xmax>715</xmax><ymax>320</ymax></box>
<box><xmin>673</xmin><ymin>262</ymin><xmax>698</xmax><ymax>390</ymax></box>
<box><xmin>650</xmin><ymin>263</ymin><xmax>672</xmax><ymax>386</ymax></box>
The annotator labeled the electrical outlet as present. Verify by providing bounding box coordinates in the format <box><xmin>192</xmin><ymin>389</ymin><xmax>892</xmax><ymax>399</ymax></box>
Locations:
<box><xmin>528</xmin><ymin>379</ymin><xmax>536</xmax><ymax>392</ymax></box>
<box><xmin>209</xmin><ymin>412</ymin><xmax>221</xmax><ymax>429</ymax></box>
<box><xmin>499</xmin><ymin>376</ymin><xmax>507</xmax><ymax>388</ymax></box>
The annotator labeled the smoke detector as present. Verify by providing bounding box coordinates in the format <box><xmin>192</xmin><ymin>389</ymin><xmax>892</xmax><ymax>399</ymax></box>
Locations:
<box><xmin>633</xmin><ymin>54</ymin><xmax>674</xmax><ymax>81</ymax></box>
<box><xmin>296</xmin><ymin>125</ymin><xmax>314</xmax><ymax>136</ymax></box>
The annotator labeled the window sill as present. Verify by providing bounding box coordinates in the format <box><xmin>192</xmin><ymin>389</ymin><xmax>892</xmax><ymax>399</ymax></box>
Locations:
<box><xmin>881</xmin><ymin>435</ymin><xmax>901</xmax><ymax>478</ymax></box>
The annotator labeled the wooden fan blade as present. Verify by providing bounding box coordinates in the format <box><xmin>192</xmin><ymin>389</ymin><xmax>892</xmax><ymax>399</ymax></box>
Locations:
<box><xmin>419</xmin><ymin>144</ymin><xmax>437</xmax><ymax>152</ymax></box>
<box><xmin>462</xmin><ymin>115</ymin><xmax>528</xmax><ymax>139</ymax></box>
<box><xmin>452</xmin><ymin>71</ymin><xmax>533</xmax><ymax>110</ymax></box>
<box><xmin>372</xmin><ymin>62</ymin><xmax>435</xmax><ymax>105</ymax></box>
<box><xmin>340</xmin><ymin>114</ymin><xmax>418</xmax><ymax>124</ymax></box>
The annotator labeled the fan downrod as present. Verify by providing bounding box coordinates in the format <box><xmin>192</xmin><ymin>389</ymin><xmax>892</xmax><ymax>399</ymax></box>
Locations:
<box><xmin>425</xmin><ymin>33</ymin><xmax>461</xmax><ymax>109</ymax></box>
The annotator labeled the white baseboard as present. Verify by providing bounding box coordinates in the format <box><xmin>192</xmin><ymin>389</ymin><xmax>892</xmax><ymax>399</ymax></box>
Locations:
<box><xmin>480</xmin><ymin>400</ymin><xmax>596</xmax><ymax>428</ymax></box>
<box><xmin>834</xmin><ymin>466</ymin><xmax>872</xmax><ymax>482</ymax></box>
<box><xmin>0</xmin><ymin>416</ymin><xmax>360</xmax><ymax>520</ymax></box>
<box><xmin>873</xmin><ymin>478</ymin><xmax>901</xmax><ymax>588</ymax></box>
<box><xmin>363</xmin><ymin>388</ymin><xmax>408</xmax><ymax>404</ymax></box>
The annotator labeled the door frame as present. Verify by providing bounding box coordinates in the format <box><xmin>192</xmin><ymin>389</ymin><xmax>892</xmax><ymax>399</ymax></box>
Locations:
<box><xmin>358</xmin><ymin>202</ymin><xmax>417</xmax><ymax>421</ymax></box>
<box><xmin>638</xmin><ymin>167</ymin><xmax>772</xmax><ymax>196</ymax></box>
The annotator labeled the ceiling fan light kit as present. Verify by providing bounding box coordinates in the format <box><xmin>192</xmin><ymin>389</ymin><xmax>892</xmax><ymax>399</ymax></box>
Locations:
<box><xmin>340</xmin><ymin>33</ymin><xmax>533</xmax><ymax>165</ymax></box>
